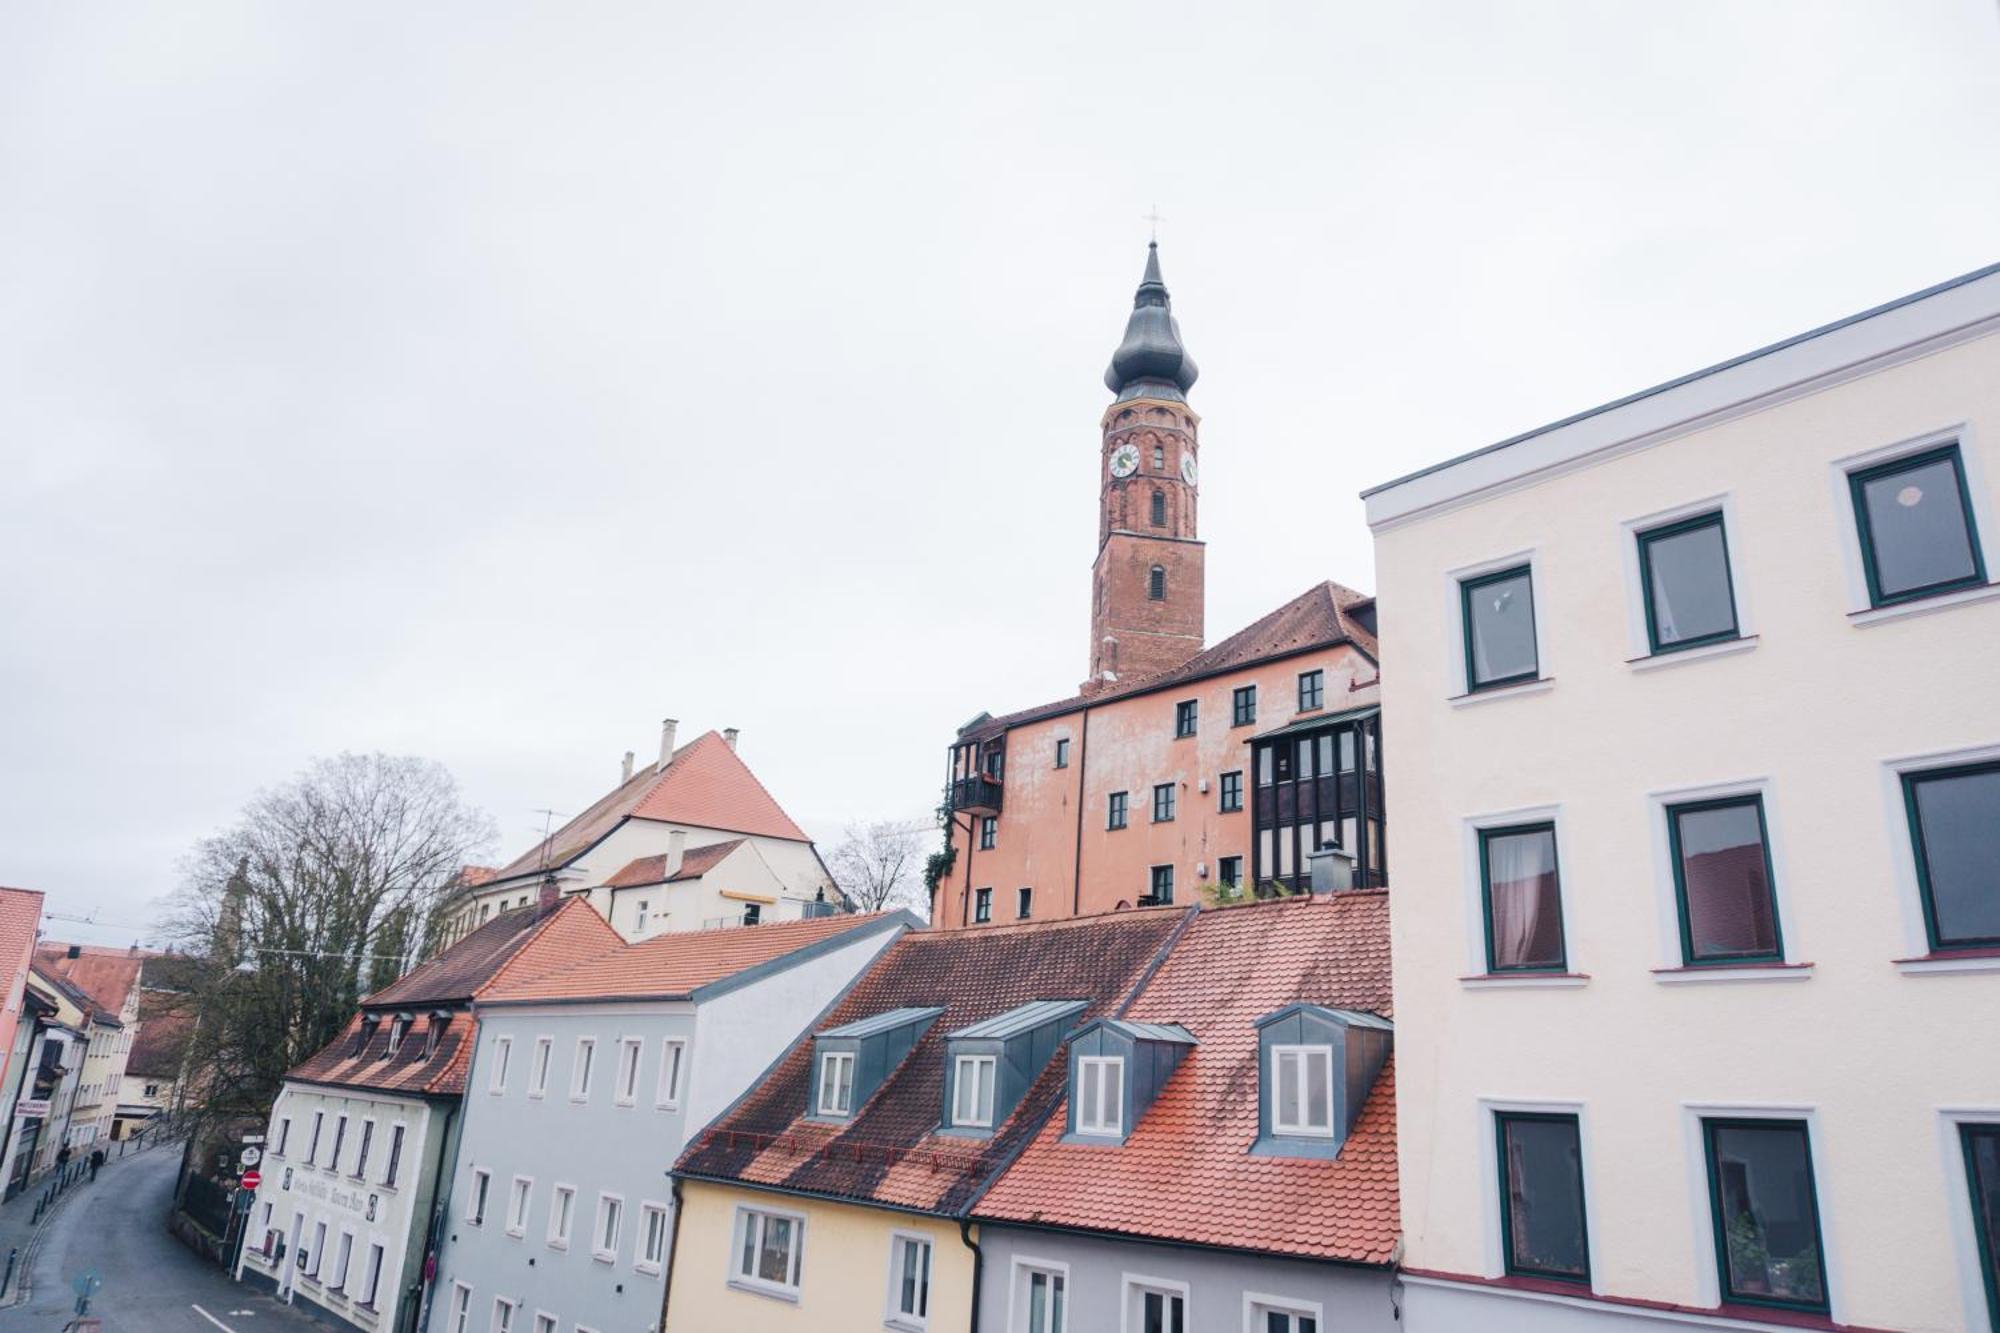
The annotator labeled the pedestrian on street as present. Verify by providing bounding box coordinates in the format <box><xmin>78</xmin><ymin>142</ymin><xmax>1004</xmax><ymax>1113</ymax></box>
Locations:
<box><xmin>88</xmin><ymin>1148</ymin><xmax>105</xmax><ymax>1179</ymax></box>
<box><xmin>55</xmin><ymin>1145</ymin><xmax>70</xmax><ymax>1170</ymax></box>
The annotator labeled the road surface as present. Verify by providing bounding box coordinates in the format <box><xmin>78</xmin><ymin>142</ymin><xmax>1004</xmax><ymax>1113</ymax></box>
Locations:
<box><xmin>0</xmin><ymin>1147</ymin><xmax>323</xmax><ymax>1333</ymax></box>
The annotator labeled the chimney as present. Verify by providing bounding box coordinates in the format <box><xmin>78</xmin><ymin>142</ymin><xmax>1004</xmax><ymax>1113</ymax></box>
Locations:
<box><xmin>665</xmin><ymin>830</ymin><xmax>687</xmax><ymax>878</ymax></box>
<box><xmin>657</xmin><ymin>718</ymin><xmax>679</xmax><ymax>773</ymax></box>
<box><xmin>538</xmin><ymin>875</ymin><xmax>560</xmax><ymax>909</ymax></box>
<box><xmin>722</xmin><ymin>727</ymin><xmax>739</xmax><ymax>752</ymax></box>
<box><xmin>621</xmin><ymin>750</ymin><xmax>635</xmax><ymax>783</ymax></box>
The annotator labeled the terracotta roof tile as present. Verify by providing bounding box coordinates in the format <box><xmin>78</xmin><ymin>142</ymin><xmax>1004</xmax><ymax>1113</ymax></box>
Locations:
<box><xmin>129</xmin><ymin>990</ymin><xmax>197</xmax><ymax>1078</ymax></box>
<box><xmin>0</xmin><ymin>889</ymin><xmax>44</xmax><ymax>1015</ymax></box>
<box><xmin>486</xmin><ymin>732</ymin><xmax>811</xmax><ymax>884</ymax></box>
<box><xmin>964</xmin><ymin>581</ymin><xmax>1376</xmax><ymax>741</ymax></box>
<box><xmin>974</xmin><ymin>892</ymin><xmax>1397</xmax><ymax>1264</ymax></box>
<box><xmin>35</xmin><ymin>945</ymin><xmax>144</xmax><ymax>1022</ymax></box>
<box><xmin>483</xmin><ymin>910</ymin><xmax>899</xmax><ymax>1003</ymax></box>
<box><xmin>675</xmin><ymin>907</ymin><xmax>1193</xmax><ymax>1214</ymax></box>
<box><xmin>604</xmin><ymin>839</ymin><xmax>747</xmax><ymax>889</ymax></box>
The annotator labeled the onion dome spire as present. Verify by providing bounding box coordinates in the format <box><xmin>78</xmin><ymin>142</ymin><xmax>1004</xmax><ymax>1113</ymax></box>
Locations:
<box><xmin>1104</xmin><ymin>241</ymin><xmax>1199</xmax><ymax>402</ymax></box>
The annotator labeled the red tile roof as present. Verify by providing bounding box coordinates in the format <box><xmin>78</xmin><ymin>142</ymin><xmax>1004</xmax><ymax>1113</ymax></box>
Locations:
<box><xmin>35</xmin><ymin>945</ymin><xmax>145</xmax><ymax>1023</ymax></box>
<box><xmin>482</xmin><ymin>910</ymin><xmax>901</xmax><ymax>1004</ymax></box>
<box><xmin>962</xmin><ymin>581</ymin><xmax>1377</xmax><ymax>742</ymax></box>
<box><xmin>675</xmin><ymin>907</ymin><xmax>1193</xmax><ymax>1214</ymax></box>
<box><xmin>974</xmin><ymin>892</ymin><xmax>1396</xmax><ymax>1263</ymax></box>
<box><xmin>0</xmin><ymin>888</ymin><xmax>45</xmax><ymax>1017</ymax></box>
<box><xmin>129</xmin><ymin>989</ymin><xmax>197</xmax><ymax>1079</ymax></box>
<box><xmin>485</xmin><ymin>731</ymin><xmax>811</xmax><ymax>884</ymax></box>
<box><xmin>604</xmin><ymin>839</ymin><xmax>747</xmax><ymax>889</ymax></box>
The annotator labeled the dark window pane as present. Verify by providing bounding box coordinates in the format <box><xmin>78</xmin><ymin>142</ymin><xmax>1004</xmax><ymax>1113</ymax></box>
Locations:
<box><xmin>1672</xmin><ymin>800</ymin><xmax>1780</xmax><ymax>962</ymax></box>
<box><xmin>1463</xmin><ymin>567</ymin><xmax>1539</xmax><ymax>689</ymax></box>
<box><xmin>1854</xmin><ymin>449</ymin><xmax>1983</xmax><ymax>603</ymax></box>
<box><xmin>1642</xmin><ymin>516</ymin><xmax>1738</xmax><ymax>650</ymax></box>
<box><xmin>1298</xmin><ymin>671</ymin><xmax>1324</xmax><ymax>711</ymax></box>
<box><xmin>1499</xmin><ymin>1114</ymin><xmax>1590</xmax><ymax>1280</ymax></box>
<box><xmin>1482</xmin><ymin>825</ymin><xmax>1564</xmax><ymax>971</ymax></box>
<box><xmin>1907</xmin><ymin>763</ymin><xmax>2000</xmax><ymax>948</ymax></box>
<box><xmin>1706</xmin><ymin>1120</ymin><xmax>1827</xmax><ymax>1310</ymax></box>
<box><xmin>1964</xmin><ymin>1125</ymin><xmax>2000</xmax><ymax>1327</ymax></box>
<box><xmin>1234</xmin><ymin>686</ymin><xmax>1256</xmax><ymax>726</ymax></box>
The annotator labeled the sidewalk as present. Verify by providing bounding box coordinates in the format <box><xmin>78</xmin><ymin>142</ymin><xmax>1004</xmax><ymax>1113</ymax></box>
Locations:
<box><xmin>0</xmin><ymin>1133</ymin><xmax>176</xmax><ymax>1306</ymax></box>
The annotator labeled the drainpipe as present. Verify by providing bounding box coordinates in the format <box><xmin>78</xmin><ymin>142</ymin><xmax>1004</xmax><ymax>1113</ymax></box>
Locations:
<box><xmin>658</xmin><ymin>1176</ymin><xmax>686</xmax><ymax>1331</ymax></box>
<box><xmin>959</xmin><ymin>1217</ymin><xmax>984</xmax><ymax>1333</ymax></box>
<box><xmin>1069</xmin><ymin>706</ymin><xmax>1091</xmax><ymax>917</ymax></box>
<box><xmin>408</xmin><ymin>1098</ymin><xmax>458</xmax><ymax>1333</ymax></box>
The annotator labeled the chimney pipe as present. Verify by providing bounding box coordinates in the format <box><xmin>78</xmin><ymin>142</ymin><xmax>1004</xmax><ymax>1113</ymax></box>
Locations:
<box><xmin>657</xmin><ymin>718</ymin><xmax>679</xmax><ymax>773</ymax></box>
<box><xmin>621</xmin><ymin>750</ymin><xmax>635</xmax><ymax>783</ymax></box>
<box><xmin>538</xmin><ymin>875</ymin><xmax>560</xmax><ymax>908</ymax></box>
<box><xmin>665</xmin><ymin>829</ymin><xmax>687</xmax><ymax>878</ymax></box>
<box><xmin>722</xmin><ymin>727</ymin><xmax>739</xmax><ymax>752</ymax></box>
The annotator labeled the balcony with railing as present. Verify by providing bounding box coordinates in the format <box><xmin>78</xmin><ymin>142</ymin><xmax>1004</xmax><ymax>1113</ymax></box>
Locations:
<box><xmin>946</xmin><ymin>774</ymin><xmax>1004</xmax><ymax>815</ymax></box>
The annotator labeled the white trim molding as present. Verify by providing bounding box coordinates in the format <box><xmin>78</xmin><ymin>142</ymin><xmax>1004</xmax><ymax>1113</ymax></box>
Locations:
<box><xmin>1474</xmin><ymin>1097</ymin><xmax>1597</xmax><ymax>1290</ymax></box>
<box><xmin>1937</xmin><ymin>1106</ymin><xmax>2000</xmax><ymax>1332</ymax></box>
<box><xmin>1879</xmin><ymin>738</ymin><xmax>2000</xmax><ymax>971</ymax></box>
<box><xmin>1643</xmin><ymin>776</ymin><xmax>1808</xmax><ymax>978</ymax></box>
<box><xmin>1459</xmin><ymin>803</ymin><xmax>1579</xmax><ymax>982</ymax></box>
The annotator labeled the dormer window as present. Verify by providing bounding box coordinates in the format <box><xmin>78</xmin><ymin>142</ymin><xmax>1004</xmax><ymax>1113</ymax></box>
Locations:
<box><xmin>951</xmin><ymin>1055</ymin><xmax>996</xmax><ymax>1128</ymax></box>
<box><xmin>385</xmin><ymin>1014</ymin><xmax>412</xmax><ymax>1058</ymax></box>
<box><xmin>1270</xmin><ymin>1045</ymin><xmax>1334</xmax><ymax>1137</ymax></box>
<box><xmin>817</xmin><ymin>1051</ymin><xmax>855</xmax><ymax>1116</ymax></box>
<box><xmin>424</xmin><ymin>1012</ymin><xmax>450</xmax><ymax>1060</ymax></box>
<box><xmin>355</xmin><ymin>1017</ymin><xmax>380</xmax><ymax>1057</ymax></box>
<box><xmin>1075</xmin><ymin>1057</ymin><xmax>1123</xmax><ymax>1136</ymax></box>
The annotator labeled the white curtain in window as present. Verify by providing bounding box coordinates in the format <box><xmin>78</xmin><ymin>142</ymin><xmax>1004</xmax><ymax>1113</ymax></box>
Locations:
<box><xmin>1489</xmin><ymin>834</ymin><xmax>1553</xmax><ymax>967</ymax></box>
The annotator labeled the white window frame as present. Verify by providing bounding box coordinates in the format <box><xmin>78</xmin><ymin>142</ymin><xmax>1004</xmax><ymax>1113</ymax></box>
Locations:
<box><xmin>1121</xmin><ymin>1273</ymin><xmax>1189</xmax><ymax>1333</ymax></box>
<box><xmin>1475</xmin><ymin>1097</ymin><xmax>1598</xmax><ymax>1286</ymax></box>
<box><xmin>532</xmin><ymin>1313</ymin><xmax>557</xmax><ymax>1333</ymax></box>
<box><xmin>1618</xmin><ymin>492</ymin><xmax>1760</xmax><ymax>670</ymax></box>
<box><xmin>1445</xmin><ymin>547</ymin><xmax>1553</xmax><ymax>705</ymax></box>
<box><xmin>730</xmin><ymin>1202</ymin><xmax>807</xmax><ymax>1301</ymax></box>
<box><xmin>384</xmin><ymin>1120</ymin><xmax>406</xmax><ymax>1188</ymax></box>
<box><xmin>656</xmin><ymin>1037</ymin><xmax>687</xmax><ymax>1110</ymax></box>
<box><xmin>636</xmin><ymin>1199</ymin><xmax>669</xmax><ymax>1276</ymax></box>
<box><xmin>488</xmin><ymin>1036</ymin><xmax>512</xmax><ymax>1095</ymax></box>
<box><xmin>1829</xmin><ymin>421</ymin><xmax>2000</xmax><ymax>625</ymax></box>
<box><xmin>616</xmin><ymin>1036</ymin><xmax>644</xmax><ymax>1107</ymax></box>
<box><xmin>328</xmin><ymin>1113</ymin><xmax>348</xmax><ymax>1174</ymax></box>
<box><xmin>1076</xmin><ymin>1056</ymin><xmax>1124</xmax><ymax>1136</ymax></box>
<box><xmin>275</xmin><ymin>1115</ymin><xmax>292</xmax><ymax>1159</ymax></box>
<box><xmin>308</xmin><ymin>1219</ymin><xmax>328</xmax><ymax>1280</ymax></box>
<box><xmin>1242</xmin><ymin>1292</ymin><xmax>1323</xmax><ymax>1333</ymax></box>
<box><xmin>467</xmin><ymin>1167</ymin><xmax>491</xmax><ymax>1226</ymax></box>
<box><xmin>448</xmin><ymin>1281</ymin><xmax>472</xmax><ymax>1333</ymax></box>
<box><xmin>1677</xmin><ymin>1101</ymin><xmax>1844</xmax><ymax>1317</ymax></box>
<box><xmin>490</xmin><ymin>1297</ymin><xmax>518</xmax><ymax>1333</ymax></box>
<box><xmin>1879</xmin><ymin>739</ymin><xmax>2000</xmax><ymax>974</ymax></box>
<box><xmin>952</xmin><ymin>1054</ymin><xmax>997</xmax><ymax>1129</ymax></box>
<box><xmin>885</xmin><ymin>1228</ymin><xmax>934</xmax><ymax>1331</ymax></box>
<box><xmin>547</xmin><ymin>1182</ymin><xmax>575</xmax><ymax>1249</ymax></box>
<box><xmin>1643</xmin><ymin>775</ymin><xmax>1807</xmax><ymax>981</ymax></box>
<box><xmin>571</xmin><ymin>1037</ymin><xmax>596</xmax><ymax>1102</ymax></box>
<box><xmin>1268</xmin><ymin>1044</ymin><xmax>1335</xmax><ymax>1138</ymax></box>
<box><xmin>592</xmin><ymin>1191</ymin><xmax>624</xmax><ymax>1264</ymax></box>
<box><xmin>1938</xmin><ymin>1105</ymin><xmax>2000</xmax><ymax>1330</ymax></box>
<box><xmin>818</xmin><ymin>1050</ymin><xmax>856</xmax><ymax>1116</ymax></box>
<box><xmin>1457</xmin><ymin>803</ymin><xmax>1585</xmax><ymax>989</ymax></box>
<box><xmin>358</xmin><ymin>1238</ymin><xmax>386</xmax><ymax>1308</ymax></box>
<box><xmin>529</xmin><ymin>1036</ymin><xmax>553</xmax><ymax>1099</ymax></box>
<box><xmin>506</xmin><ymin>1174</ymin><xmax>533</xmax><ymax>1238</ymax></box>
<box><xmin>330</xmin><ymin>1225</ymin><xmax>355</xmax><ymax>1290</ymax></box>
<box><xmin>1006</xmin><ymin>1255</ymin><xmax>1070</xmax><ymax>1333</ymax></box>
<box><xmin>352</xmin><ymin>1117</ymin><xmax>375</xmax><ymax>1180</ymax></box>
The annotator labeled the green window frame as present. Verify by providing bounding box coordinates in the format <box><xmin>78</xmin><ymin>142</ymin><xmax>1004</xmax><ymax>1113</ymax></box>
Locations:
<box><xmin>1174</xmin><ymin>700</ymin><xmax>1197</xmax><ymax>738</ymax></box>
<box><xmin>1478</xmin><ymin>822</ymin><xmax>1567</xmax><ymax>974</ymax></box>
<box><xmin>1666</xmin><ymin>795</ymin><xmax>1783</xmax><ymax>966</ymax></box>
<box><xmin>972</xmin><ymin>888</ymin><xmax>992</xmax><ymax>924</ymax></box>
<box><xmin>978</xmin><ymin>816</ymin><xmax>996</xmax><ymax>850</ymax></box>
<box><xmin>1054</xmin><ymin>737</ymin><xmax>1069</xmax><ymax>769</ymax></box>
<box><xmin>1961</xmin><ymin>1123</ymin><xmax>2000</xmax><ymax>1331</ymax></box>
<box><xmin>1849</xmin><ymin>443</ymin><xmax>1987</xmax><ymax>608</ymax></box>
<box><xmin>1460</xmin><ymin>565</ymin><xmax>1540</xmax><ymax>692</ymax></box>
<box><xmin>1637</xmin><ymin>511</ymin><xmax>1739</xmax><ymax>654</ymax></box>
<box><xmin>1152</xmin><ymin>783</ymin><xmax>1175</xmax><ymax>823</ymax></box>
<box><xmin>1233</xmin><ymin>685</ymin><xmax>1257</xmax><ymax>727</ymax></box>
<box><xmin>1495</xmin><ymin>1111</ymin><xmax>1591</xmax><ymax>1284</ymax></box>
<box><xmin>1219</xmin><ymin>770</ymin><xmax>1243</xmax><ymax>813</ymax></box>
<box><xmin>1901</xmin><ymin>759</ymin><xmax>2000</xmax><ymax>952</ymax></box>
<box><xmin>1297</xmin><ymin>670</ymin><xmax>1324</xmax><ymax>712</ymax></box>
<box><xmin>1701</xmin><ymin>1117</ymin><xmax>1829</xmax><ymax>1314</ymax></box>
<box><xmin>1107</xmin><ymin>791</ymin><xmax>1128</xmax><ymax>830</ymax></box>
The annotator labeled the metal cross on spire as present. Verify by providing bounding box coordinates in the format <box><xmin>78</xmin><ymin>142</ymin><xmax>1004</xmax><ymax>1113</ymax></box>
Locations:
<box><xmin>1144</xmin><ymin>204</ymin><xmax>1164</xmax><ymax>244</ymax></box>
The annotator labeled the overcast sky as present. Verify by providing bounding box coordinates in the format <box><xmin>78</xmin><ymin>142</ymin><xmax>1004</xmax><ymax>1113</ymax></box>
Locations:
<box><xmin>4</xmin><ymin>2</ymin><xmax>1996</xmax><ymax>946</ymax></box>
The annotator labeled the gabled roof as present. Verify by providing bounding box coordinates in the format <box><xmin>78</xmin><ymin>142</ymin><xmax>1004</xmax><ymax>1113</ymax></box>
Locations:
<box><xmin>480</xmin><ymin>911</ymin><xmax>907</xmax><ymax>1005</ymax></box>
<box><xmin>820</xmin><ymin>1006</ymin><xmax>946</xmax><ymax>1040</ymax></box>
<box><xmin>484</xmin><ymin>732</ymin><xmax>812</xmax><ymax>885</ymax></box>
<box><xmin>604</xmin><ymin>839</ymin><xmax>748</xmax><ymax>890</ymax></box>
<box><xmin>30</xmin><ymin>964</ymin><xmax>108</xmax><ymax>1026</ymax></box>
<box><xmin>960</xmin><ymin>582</ymin><xmax>1377</xmax><ymax>743</ymax></box>
<box><xmin>974</xmin><ymin>892</ymin><xmax>1397</xmax><ymax>1265</ymax></box>
<box><xmin>674</xmin><ymin>906</ymin><xmax>1193</xmax><ymax>1215</ymax></box>
<box><xmin>949</xmin><ymin>999</ymin><xmax>1089</xmax><ymax>1041</ymax></box>
<box><xmin>0</xmin><ymin>888</ymin><xmax>44</xmax><ymax>1006</ymax></box>
<box><xmin>35</xmin><ymin>944</ymin><xmax>143</xmax><ymax>1023</ymax></box>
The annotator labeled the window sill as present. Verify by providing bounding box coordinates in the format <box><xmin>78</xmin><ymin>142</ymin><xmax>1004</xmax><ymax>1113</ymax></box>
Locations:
<box><xmin>505</xmin><ymin>1227</ymin><xmax>525</xmax><ymax>1240</ymax></box>
<box><xmin>547</xmin><ymin>1239</ymin><xmax>569</xmax><ymax>1252</ymax></box>
<box><xmin>727</xmin><ymin>1276</ymin><xmax>801</xmax><ymax>1304</ymax></box>
<box><xmin>1652</xmin><ymin>961</ymin><xmax>1813</xmax><ymax>984</ymax></box>
<box><xmin>1626</xmin><ymin>635</ymin><xmax>1759</xmax><ymax>672</ymax></box>
<box><xmin>1448</xmin><ymin>678</ymin><xmax>1555</xmax><ymax>709</ymax></box>
<box><xmin>886</xmin><ymin>1317</ymin><xmax>927</xmax><ymax>1333</ymax></box>
<box><xmin>635</xmin><ymin>1261</ymin><xmax>662</xmax><ymax>1277</ymax></box>
<box><xmin>1895</xmin><ymin>947</ymin><xmax>2000</xmax><ymax>975</ymax></box>
<box><xmin>1459</xmin><ymin>972</ymin><xmax>1589</xmax><ymax>990</ymax></box>
<box><xmin>591</xmin><ymin>1249</ymin><xmax>617</xmax><ymax>1265</ymax></box>
<box><xmin>1849</xmin><ymin>580</ymin><xmax>2000</xmax><ymax>626</ymax></box>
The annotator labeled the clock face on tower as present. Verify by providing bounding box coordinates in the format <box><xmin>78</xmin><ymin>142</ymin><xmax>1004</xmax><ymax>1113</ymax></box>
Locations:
<box><xmin>1180</xmin><ymin>453</ymin><xmax>1198</xmax><ymax>486</ymax></box>
<box><xmin>1109</xmin><ymin>443</ymin><xmax>1140</xmax><ymax>478</ymax></box>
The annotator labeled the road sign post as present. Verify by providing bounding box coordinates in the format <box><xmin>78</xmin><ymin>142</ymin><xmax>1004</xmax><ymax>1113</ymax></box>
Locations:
<box><xmin>241</xmin><ymin>1169</ymin><xmax>262</xmax><ymax>1191</ymax></box>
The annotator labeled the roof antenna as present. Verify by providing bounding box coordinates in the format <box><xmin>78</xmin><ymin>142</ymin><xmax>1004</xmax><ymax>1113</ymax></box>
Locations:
<box><xmin>530</xmin><ymin>809</ymin><xmax>565</xmax><ymax>872</ymax></box>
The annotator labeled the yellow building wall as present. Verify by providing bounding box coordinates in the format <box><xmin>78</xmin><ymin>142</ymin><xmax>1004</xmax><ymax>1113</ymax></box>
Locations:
<box><xmin>667</xmin><ymin>1180</ymin><xmax>975</xmax><ymax>1333</ymax></box>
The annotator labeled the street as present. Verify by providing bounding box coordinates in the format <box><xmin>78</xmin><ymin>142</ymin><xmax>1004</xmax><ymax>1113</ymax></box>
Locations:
<box><xmin>0</xmin><ymin>1147</ymin><xmax>323</xmax><ymax>1333</ymax></box>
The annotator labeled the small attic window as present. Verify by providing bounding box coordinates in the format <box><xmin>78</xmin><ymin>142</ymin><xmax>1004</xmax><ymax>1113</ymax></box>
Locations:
<box><xmin>1252</xmin><ymin>1004</ymin><xmax>1392</xmax><ymax>1160</ymax></box>
<box><xmin>424</xmin><ymin>1011</ymin><xmax>451</xmax><ymax>1059</ymax></box>
<box><xmin>808</xmin><ymin>1006</ymin><xmax>943</xmax><ymax>1124</ymax></box>
<box><xmin>951</xmin><ymin>1055</ymin><xmax>997</xmax><ymax>1128</ymax></box>
<box><xmin>384</xmin><ymin>1014</ymin><xmax>412</xmax><ymax>1059</ymax></box>
<box><xmin>818</xmin><ymin>1051</ymin><xmax>855</xmax><ymax>1116</ymax></box>
<box><xmin>1062</xmin><ymin>1018</ymin><xmax>1194</xmax><ymax>1146</ymax></box>
<box><xmin>355</xmin><ymin>1016</ymin><xmax>380</xmax><ymax>1056</ymax></box>
<box><xmin>1270</xmin><ymin>1045</ymin><xmax>1334</xmax><ymax>1137</ymax></box>
<box><xmin>1075</xmin><ymin>1057</ymin><xmax>1123</xmax><ymax>1136</ymax></box>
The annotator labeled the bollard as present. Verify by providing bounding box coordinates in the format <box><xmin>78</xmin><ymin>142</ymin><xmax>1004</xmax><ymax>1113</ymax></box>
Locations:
<box><xmin>1</xmin><ymin>1245</ymin><xmax>14</xmax><ymax>1297</ymax></box>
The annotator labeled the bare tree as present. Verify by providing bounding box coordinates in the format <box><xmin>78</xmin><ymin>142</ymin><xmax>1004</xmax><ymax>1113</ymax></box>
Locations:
<box><xmin>825</xmin><ymin>820</ymin><xmax>929</xmax><ymax>916</ymax></box>
<box><xmin>164</xmin><ymin>753</ymin><xmax>494</xmax><ymax>1126</ymax></box>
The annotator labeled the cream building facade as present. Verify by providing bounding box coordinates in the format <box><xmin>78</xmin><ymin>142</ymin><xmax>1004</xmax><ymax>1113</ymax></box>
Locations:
<box><xmin>1366</xmin><ymin>261</ymin><xmax>2000</xmax><ymax>1332</ymax></box>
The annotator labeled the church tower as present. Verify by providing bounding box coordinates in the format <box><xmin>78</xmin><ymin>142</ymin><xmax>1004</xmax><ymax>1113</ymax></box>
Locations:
<box><xmin>1083</xmin><ymin>243</ymin><xmax>1205</xmax><ymax>694</ymax></box>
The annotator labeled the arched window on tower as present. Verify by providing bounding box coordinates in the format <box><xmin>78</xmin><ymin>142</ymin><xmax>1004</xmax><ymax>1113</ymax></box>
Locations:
<box><xmin>1152</xmin><ymin>444</ymin><xmax>1165</xmax><ymax>470</ymax></box>
<box><xmin>1148</xmin><ymin>565</ymin><xmax>1166</xmax><ymax>601</ymax></box>
<box><xmin>1150</xmin><ymin>489</ymin><xmax>1166</xmax><ymax>526</ymax></box>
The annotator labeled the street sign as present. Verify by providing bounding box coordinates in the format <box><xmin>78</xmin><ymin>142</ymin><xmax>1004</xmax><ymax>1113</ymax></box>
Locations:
<box><xmin>240</xmin><ymin>1133</ymin><xmax>266</xmax><ymax>1144</ymax></box>
<box><xmin>241</xmin><ymin>1169</ymin><xmax>262</xmax><ymax>1190</ymax></box>
<box><xmin>240</xmin><ymin>1146</ymin><xmax>262</xmax><ymax>1167</ymax></box>
<box><xmin>14</xmin><ymin>1099</ymin><xmax>48</xmax><ymax>1119</ymax></box>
